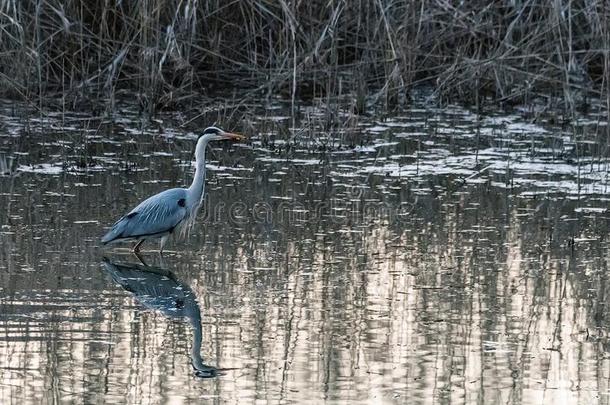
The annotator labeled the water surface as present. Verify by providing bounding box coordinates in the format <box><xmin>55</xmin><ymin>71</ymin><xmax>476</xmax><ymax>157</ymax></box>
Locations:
<box><xmin>1</xmin><ymin>99</ymin><xmax>610</xmax><ymax>404</ymax></box>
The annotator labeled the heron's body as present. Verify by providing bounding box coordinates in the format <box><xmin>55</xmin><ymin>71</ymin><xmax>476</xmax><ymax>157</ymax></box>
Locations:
<box><xmin>101</xmin><ymin>188</ymin><xmax>189</xmax><ymax>248</ymax></box>
<box><xmin>101</xmin><ymin>127</ymin><xmax>244</xmax><ymax>253</ymax></box>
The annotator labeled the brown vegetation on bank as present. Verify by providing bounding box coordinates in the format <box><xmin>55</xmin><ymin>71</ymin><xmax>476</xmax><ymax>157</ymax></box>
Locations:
<box><xmin>1</xmin><ymin>0</ymin><xmax>609</xmax><ymax>115</ymax></box>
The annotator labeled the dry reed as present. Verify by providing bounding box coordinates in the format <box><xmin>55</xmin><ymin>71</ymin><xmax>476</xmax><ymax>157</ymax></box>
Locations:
<box><xmin>0</xmin><ymin>0</ymin><xmax>608</xmax><ymax>117</ymax></box>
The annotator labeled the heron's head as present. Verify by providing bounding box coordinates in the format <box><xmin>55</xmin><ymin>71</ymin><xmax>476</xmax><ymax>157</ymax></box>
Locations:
<box><xmin>201</xmin><ymin>126</ymin><xmax>245</xmax><ymax>142</ymax></box>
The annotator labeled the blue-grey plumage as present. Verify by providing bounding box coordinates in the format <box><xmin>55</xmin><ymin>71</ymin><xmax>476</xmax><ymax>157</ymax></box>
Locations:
<box><xmin>101</xmin><ymin>126</ymin><xmax>246</xmax><ymax>254</ymax></box>
<box><xmin>102</xmin><ymin>258</ymin><xmax>219</xmax><ymax>378</ymax></box>
<box><xmin>101</xmin><ymin>188</ymin><xmax>188</xmax><ymax>243</ymax></box>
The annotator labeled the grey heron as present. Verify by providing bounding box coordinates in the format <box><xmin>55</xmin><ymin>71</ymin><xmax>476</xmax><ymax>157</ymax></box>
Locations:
<box><xmin>101</xmin><ymin>126</ymin><xmax>245</xmax><ymax>253</ymax></box>
<box><xmin>102</xmin><ymin>258</ymin><xmax>220</xmax><ymax>378</ymax></box>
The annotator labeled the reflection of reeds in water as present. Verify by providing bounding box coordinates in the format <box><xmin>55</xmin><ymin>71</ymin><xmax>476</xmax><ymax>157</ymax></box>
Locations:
<box><xmin>1</xmin><ymin>1</ymin><xmax>608</xmax><ymax>116</ymax></box>
<box><xmin>0</xmin><ymin>154</ymin><xmax>13</xmax><ymax>175</ymax></box>
<box><xmin>1</xmin><ymin>192</ymin><xmax>608</xmax><ymax>402</ymax></box>
<box><xmin>2</xmin><ymin>102</ymin><xmax>610</xmax><ymax>401</ymax></box>
<box><xmin>2</xmin><ymin>167</ymin><xmax>610</xmax><ymax>402</ymax></box>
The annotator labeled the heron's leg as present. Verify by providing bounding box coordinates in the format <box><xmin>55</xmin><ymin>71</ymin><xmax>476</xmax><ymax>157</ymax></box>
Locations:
<box><xmin>134</xmin><ymin>251</ymin><xmax>148</xmax><ymax>266</ymax></box>
<box><xmin>159</xmin><ymin>235</ymin><xmax>169</xmax><ymax>255</ymax></box>
<box><xmin>133</xmin><ymin>239</ymin><xmax>144</xmax><ymax>253</ymax></box>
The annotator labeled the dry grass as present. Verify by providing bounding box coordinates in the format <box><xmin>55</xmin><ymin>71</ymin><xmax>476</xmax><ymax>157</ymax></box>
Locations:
<box><xmin>0</xmin><ymin>0</ymin><xmax>608</xmax><ymax>117</ymax></box>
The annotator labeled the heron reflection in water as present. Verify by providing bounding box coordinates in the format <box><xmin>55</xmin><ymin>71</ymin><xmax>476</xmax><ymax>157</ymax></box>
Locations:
<box><xmin>102</xmin><ymin>258</ymin><xmax>220</xmax><ymax>378</ymax></box>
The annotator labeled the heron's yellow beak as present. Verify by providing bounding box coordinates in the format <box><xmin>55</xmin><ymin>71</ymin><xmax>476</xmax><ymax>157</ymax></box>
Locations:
<box><xmin>224</xmin><ymin>132</ymin><xmax>246</xmax><ymax>142</ymax></box>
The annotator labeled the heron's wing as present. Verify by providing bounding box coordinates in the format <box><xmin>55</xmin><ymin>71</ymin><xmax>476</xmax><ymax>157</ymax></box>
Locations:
<box><xmin>102</xmin><ymin>188</ymin><xmax>188</xmax><ymax>243</ymax></box>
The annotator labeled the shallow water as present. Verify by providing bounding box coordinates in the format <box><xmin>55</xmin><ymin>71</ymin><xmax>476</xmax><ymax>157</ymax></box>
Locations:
<box><xmin>1</xmin><ymin>99</ymin><xmax>610</xmax><ymax>404</ymax></box>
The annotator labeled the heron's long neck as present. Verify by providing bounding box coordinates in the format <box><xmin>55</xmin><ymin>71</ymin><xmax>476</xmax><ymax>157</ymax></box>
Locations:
<box><xmin>188</xmin><ymin>140</ymin><xmax>208</xmax><ymax>207</ymax></box>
